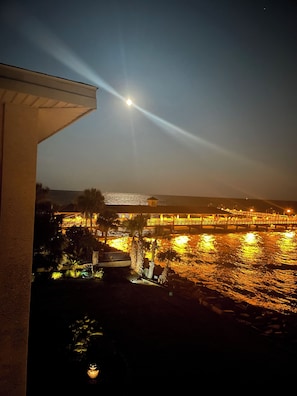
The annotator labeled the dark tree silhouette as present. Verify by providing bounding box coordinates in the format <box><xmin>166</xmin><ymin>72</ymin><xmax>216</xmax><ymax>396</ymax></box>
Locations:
<box><xmin>96</xmin><ymin>208</ymin><xmax>120</xmax><ymax>244</ymax></box>
<box><xmin>33</xmin><ymin>183</ymin><xmax>65</xmax><ymax>272</ymax></box>
<box><xmin>77</xmin><ymin>188</ymin><xmax>105</xmax><ymax>232</ymax></box>
<box><xmin>64</xmin><ymin>226</ymin><xmax>102</xmax><ymax>263</ymax></box>
<box><xmin>156</xmin><ymin>248</ymin><xmax>181</xmax><ymax>285</ymax></box>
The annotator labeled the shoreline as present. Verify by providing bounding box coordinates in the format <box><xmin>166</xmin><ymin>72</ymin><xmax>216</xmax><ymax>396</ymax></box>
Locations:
<box><xmin>149</xmin><ymin>264</ymin><xmax>297</xmax><ymax>346</ymax></box>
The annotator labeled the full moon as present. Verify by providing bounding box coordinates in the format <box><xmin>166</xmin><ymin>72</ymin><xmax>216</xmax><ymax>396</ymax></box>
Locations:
<box><xmin>126</xmin><ymin>98</ymin><xmax>133</xmax><ymax>106</ymax></box>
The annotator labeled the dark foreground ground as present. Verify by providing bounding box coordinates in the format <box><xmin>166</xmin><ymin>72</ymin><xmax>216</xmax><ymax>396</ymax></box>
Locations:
<box><xmin>27</xmin><ymin>268</ymin><xmax>297</xmax><ymax>395</ymax></box>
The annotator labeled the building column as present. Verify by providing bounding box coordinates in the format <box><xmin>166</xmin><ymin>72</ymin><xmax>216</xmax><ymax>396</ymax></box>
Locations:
<box><xmin>0</xmin><ymin>103</ymin><xmax>38</xmax><ymax>396</ymax></box>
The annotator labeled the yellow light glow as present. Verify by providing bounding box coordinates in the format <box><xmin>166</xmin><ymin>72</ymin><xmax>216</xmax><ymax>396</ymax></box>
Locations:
<box><xmin>126</xmin><ymin>98</ymin><xmax>133</xmax><ymax>106</ymax></box>
<box><xmin>172</xmin><ymin>235</ymin><xmax>189</xmax><ymax>255</ymax></box>
<box><xmin>198</xmin><ymin>234</ymin><xmax>216</xmax><ymax>253</ymax></box>
<box><xmin>173</xmin><ymin>235</ymin><xmax>189</xmax><ymax>247</ymax></box>
<box><xmin>284</xmin><ymin>231</ymin><xmax>295</xmax><ymax>239</ymax></box>
<box><xmin>108</xmin><ymin>236</ymin><xmax>130</xmax><ymax>252</ymax></box>
<box><xmin>244</xmin><ymin>232</ymin><xmax>256</xmax><ymax>244</ymax></box>
<box><xmin>51</xmin><ymin>271</ymin><xmax>63</xmax><ymax>280</ymax></box>
<box><xmin>87</xmin><ymin>363</ymin><xmax>100</xmax><ymax>379</ymax></box>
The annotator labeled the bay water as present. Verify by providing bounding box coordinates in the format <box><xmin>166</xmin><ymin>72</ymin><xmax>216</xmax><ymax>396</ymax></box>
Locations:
<box><xmin>105</xmin><ymin>193</ymin><xmax>297</xmax><ymax>315</ymax></box>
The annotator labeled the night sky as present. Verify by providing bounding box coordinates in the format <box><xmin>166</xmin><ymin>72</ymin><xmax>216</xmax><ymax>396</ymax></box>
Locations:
<box><xmin>1</xmin><ymin>0</ymin><xmax>296</xmax><ymax>200</ymax></box>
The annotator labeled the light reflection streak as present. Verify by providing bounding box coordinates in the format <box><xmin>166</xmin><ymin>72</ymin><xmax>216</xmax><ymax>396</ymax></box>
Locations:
<box><xmin>278</xmin><ymin>232</ymin><xmax>297</xmax><ymax>254</ymax></box>
<box><xmin>2</xmin><ymin>3</ymin><xmax>122</xmax><ymax>99</ymax></box>
<box><xmin>237</xmin><ymin>232</ymin><xmax>263</xmax><ymax>265</ymax></box>
<box><xmin>195</xmin><ymin>234</ymin><xmax>218</xmax><ymax>265</ymax></box>
<box><xmin>172</xmin><ymin>235</ymin><xmax>189</xmax><ymax>255</ymax></box>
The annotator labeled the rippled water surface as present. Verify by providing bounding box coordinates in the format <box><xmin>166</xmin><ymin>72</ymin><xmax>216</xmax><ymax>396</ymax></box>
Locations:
<box><xmin>109</xmin><ymin>230</ymin><xmax>297</xmax><ymax>314</ymax></box>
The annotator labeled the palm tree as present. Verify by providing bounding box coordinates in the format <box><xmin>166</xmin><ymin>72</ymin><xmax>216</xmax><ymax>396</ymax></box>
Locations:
<box><xmin>156</xmin><ymin>248</ymin><xmax>181</xmax><ymax>285</ymax></box>
<box><xmin>130</xmin><ymin>238</ymin><xmax>138</xmax><ymax>271</ymax></box>
<box><xmin>96</xmin><ymin>208</ymin><xmax>120</xmax><ymax>244</ymax></box>
<box><xmin>147</xmin><ymin>226</ymin><xmax>169</xmax><ymax>279</ymax></box>
<box><xmin>122</xmin><ymin>214</ymin><xmax>150</xmax><ymax>275</ymax></box>
<box><xmin>122</xmin><ymin>214</ymin><xmax>150</xmax><ymax>239</ymax></box>
<box><xmin>76</xmin><ymin>188</ymin><xmax>105</xmax><ymax>233</ymax></box>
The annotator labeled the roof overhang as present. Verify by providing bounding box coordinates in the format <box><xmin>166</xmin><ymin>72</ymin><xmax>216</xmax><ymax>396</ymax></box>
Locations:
<box><xmin>0</xmin><ymin>63</ymin><xmax>98</xmax><ymax>142</ymax></box>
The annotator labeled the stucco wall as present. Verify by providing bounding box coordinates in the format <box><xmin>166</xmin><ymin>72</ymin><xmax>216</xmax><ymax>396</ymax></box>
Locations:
<box><xmin>0</xmin><ymin>103</ymin><xmax>38</xmax><ymax>395</ymax></box>
<box><xmin>0</xmin><ymin>64</ymin><xmax>97</xmax><ymax>396</ymax></box>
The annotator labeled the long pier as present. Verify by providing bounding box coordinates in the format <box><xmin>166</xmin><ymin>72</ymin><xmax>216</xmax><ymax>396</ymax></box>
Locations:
<box><xmin>146</xmin><ymin>214</ymin><xmax>297</xmax><ymax>233</ymax></box>
<box><xmin>60</xmin><ymin>209</ymin><xmax>297</xmax><ymax>234</ymax></box>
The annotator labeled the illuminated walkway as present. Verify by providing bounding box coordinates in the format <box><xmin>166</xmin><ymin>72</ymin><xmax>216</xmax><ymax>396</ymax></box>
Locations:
<box><xmin>147</xmin><ymin>215</ymin><xmax>297</xmax><ymax>231</ymax></box>
<box><xmin>59</xmin><ymin>210</ymin><xmax>297</xmax><ymax>233</ymax></box>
